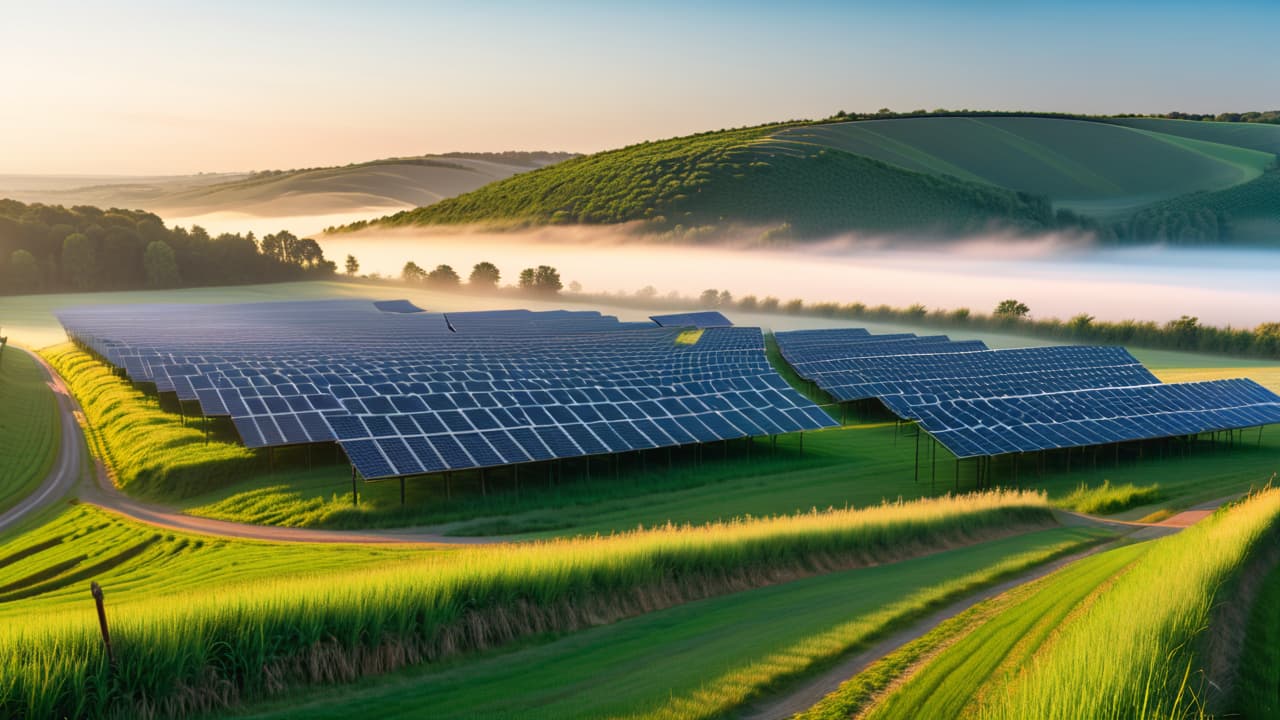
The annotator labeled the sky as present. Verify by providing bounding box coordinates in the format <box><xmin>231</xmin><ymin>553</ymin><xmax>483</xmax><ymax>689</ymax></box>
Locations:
<box><xmin>1</xmin><ymin>0</ymin><xmax>1276</xmax><ymax>175</ymax></box>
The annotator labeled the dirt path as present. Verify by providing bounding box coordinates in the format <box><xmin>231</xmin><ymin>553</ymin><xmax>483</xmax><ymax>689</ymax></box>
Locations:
<box><xmin>0</xmin><ymin>348</ymin><xmax>81</xmax><ymax>534</ymax></box>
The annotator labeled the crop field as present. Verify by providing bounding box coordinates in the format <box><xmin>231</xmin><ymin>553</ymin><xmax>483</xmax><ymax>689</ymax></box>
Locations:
<box><xmin>804</xmin><ymin>488</ymin><xmax>1280</xmax><ymax>719</ymax></box>
<box><xmin>1107</xmin><ymin>117</ymin><xmax>1280</xmax><ymax>155</ymax></box>
<box><xmin>231</xmin><ymin>527</ymin><xmax>1106</xmax><ymax>720</ymax></box>
<box><xmin>0</xmin><ymin>346</ymin><xmax>59</xmax><ymax>514</ymax></box>
<box><xmin>776</xmin><ymin>117</ymin><xmax>1273</xmax><ymax>217</ymax></box>
<box><xmin>0</xmin><ymin>491</ymin><xmax>1053</xmax><ymax>718</ymax></box>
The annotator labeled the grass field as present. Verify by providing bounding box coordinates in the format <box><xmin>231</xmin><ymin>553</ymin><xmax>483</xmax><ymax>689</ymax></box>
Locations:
<box><xmin>1107</xmin><ymin>117</ymin><xmax>1280</xmax><ymax>155</ymax></box>
<box><xmin>777</xmin><ymin>117</ymin><xmax>1273</xmax><ymax>218</ymax></box>
<box><xmin>0</xmin><ymin>347</ymin><xmax>59</xmax><ymax>514</ymax></box>
<box><xmin>229</xmin><ymin>526</ymin><xmax>1106</xmax><ymax>720</ymax></box>
<box><xmin>980</xmin><ymin>488</ymin><xmax>1280</xmax><ymax>719</ymax></box>
<box><xmin>0</xmin><ymin>491</ymin><xmax>1052</xmax><ymax>719</ymax></box>
<box><xmin>0</xmin><ymin>504</ymin><xmax>429</xmax><ymax>613</ymax></box>
<box><xmin>802</xmin><ymin>488</ymin><xmax>1280</xmax><ymax>719</ymax></box>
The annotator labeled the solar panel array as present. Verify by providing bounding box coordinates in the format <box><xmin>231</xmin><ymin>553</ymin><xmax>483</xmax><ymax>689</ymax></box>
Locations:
<box><xmin>776</xmin><ymin>328</ymin><xmax>1280</xmax><ymax>458</ymax></box>
<box><xmin>59</xmin><ymin>300</ymin><xmax>835</xmax><ymax>480</ymax></box>
<box><xmin>650</xmin><ymin>311</ymin><xmax>734</xmax><ymax>328</ymax></box>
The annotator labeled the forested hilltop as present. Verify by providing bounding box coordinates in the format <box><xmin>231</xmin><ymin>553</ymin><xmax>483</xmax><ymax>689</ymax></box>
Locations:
<box><xmin>0</xmin><ymin>200</ymin><xmax>334</xmax><ymax>295</ymax></box>
<box><xmin>338</xmin><ymin>110</ymin><xmax>1280</xmax><ymax>245</ymax></box>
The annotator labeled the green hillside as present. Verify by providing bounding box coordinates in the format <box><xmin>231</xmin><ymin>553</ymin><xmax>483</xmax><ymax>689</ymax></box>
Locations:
<box><xmin>777</xmin><ymin>117</ymin><xmax>1273</xmax><ymax>217</ymax></box>
<box><xmin>1106</xmin><ymin>117</ymin><xmax>1280</xmax><ymax>155</ymax></box>
<box><xmin>357</xmin><ymin>125</ymin><xmax>1072</xmax><ymax>238</ymax></box>
<box><xmin>341</xmin><ymin>115</ymin><xmax>1278</xmax><ymax>243</ymax></box>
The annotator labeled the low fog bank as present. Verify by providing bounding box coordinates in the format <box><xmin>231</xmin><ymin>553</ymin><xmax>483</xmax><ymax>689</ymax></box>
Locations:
<box><xmin>319</xmin><ymin>225</ymin><xmax>1280</xmax><ymax>327</ymax></box>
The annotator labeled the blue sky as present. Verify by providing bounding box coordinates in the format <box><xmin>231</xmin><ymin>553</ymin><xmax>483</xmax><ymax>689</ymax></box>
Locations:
<box><xmin>0</xmin><ymin>0</ymin><xmax>1275</xmax><ymax>174</ymax></box>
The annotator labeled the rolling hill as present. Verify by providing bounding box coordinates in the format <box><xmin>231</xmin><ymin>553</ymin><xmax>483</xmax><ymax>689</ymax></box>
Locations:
<box><xmin>344</xmin><ymin>116</ymin><xmax>1279</xmax><ymax>244</ymax></box>
<box><xmin>777</xmin><ymin>117</ymin><xmax>1273</xmax><ymax>218</ymax></box>
<box><xmin>0</xmin><ymin>152</ymin><xmax>574</xmax><ymax>218</ymax></box>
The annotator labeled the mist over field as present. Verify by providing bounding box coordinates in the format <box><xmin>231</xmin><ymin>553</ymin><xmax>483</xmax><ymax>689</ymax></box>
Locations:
<box><xmin>317</xmin><ymin>225</ymin><xmax>1280</xmax><ymax>327</ymax></box>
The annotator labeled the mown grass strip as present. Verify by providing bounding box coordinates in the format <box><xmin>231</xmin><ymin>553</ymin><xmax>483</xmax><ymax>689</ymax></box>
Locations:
<box><xmin>0</xmin><ymin>491</ymin><xmax>1050</xmax><ymax>719</ymax></box>
<box><xmin>979</xmin><ymin>488</ymin><xmax>1280</xmax><ymax>720</ymax></box>
<box><xmin>1235</xmin><ymin>564</ymin><xmax>1280</xmax><ymax>717</ymax></box>
<box><xmin>0</xmin><ymin>347</ymin><xmax>59</xmax><ymax>513</ymax></box>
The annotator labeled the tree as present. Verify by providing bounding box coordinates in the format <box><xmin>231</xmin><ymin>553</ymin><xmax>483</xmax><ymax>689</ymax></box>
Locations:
<box><xmin>1067</xmin><ymin>313</ymin><xmax>1095</xmax><ymax>335</ymax></box>
<box><xmin>717</xmin><ymin>290</ymin><xmax>733</xmax><ymax>307</ymax></box>
<box><xmin>345</xmin><ymin>254</ymin><xmax>359</xmax><ymax>276</ymax></box>
<box><xmin>61</xmin><ymin>232</ymin><xmax>96</xmax><ymax>290</ymax></box>
<box><xmin>1166</xmin><ymin>315</ymin><xmax>1199</xmax><ymax>347</ymax></box>
<box><xmin>760</xmin><ymin>297</ymin><xmax>780</xmax><ymax>312</ymax></box>
<box><xmin>699</xmin><ymin>289</ymin><xmax>720</xmax><ymax>307</ymax></box>
<box><xmin>402</xmin><ymin>261</ymin><xmax>425</xmax><ymax>283</ymax></box>
<box><xmin>737</xmin><ymin>295</ymin><xmax>758</xmax><ymax>311</ymax></box>
<box><xmin>6</xmin><ymin>249</ymin><xmax>40</xmax><ymax>293</ymax></box>
<box><xmin>427</xmin><ymin>264</ymin><xmax>460</xmax><ymax>286</ymax></box>
<box><xmin>568</xmin><ymin>280</ymin><xmax>582</xmax><ymax>293</ymax></box>
<box><xmin>143</xmin><ymin>240</ymin><xmax>180</xmax><ymax>288</ymax></box>
<box><xmin>469</xmin><ymin>261</ymin><xmax>500</xmax><ymax>288</ymax></box>
<box><xmin>636</xmin><ymin>285</ymin><xmax>657</xmax><ymax>299</ymax></box>
<box><xmin>994</xmin><ymin>299</ymin><xmax>1030</xmax><ymax>319</ymax></box>
<box><xmin>518</xmin><ymin>265</ymin><xmax>562</xmax><ymax>294</ymax></box>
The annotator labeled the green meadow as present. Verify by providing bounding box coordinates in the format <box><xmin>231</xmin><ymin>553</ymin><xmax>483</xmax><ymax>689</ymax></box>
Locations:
<box><xmin>0</xmin><ymin>347</ymin><xmax>59</xmax><ymax>514</ymax></box>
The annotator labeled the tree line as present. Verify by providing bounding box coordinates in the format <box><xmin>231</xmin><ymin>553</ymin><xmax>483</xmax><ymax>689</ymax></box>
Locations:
<box><xmin>392</xmin><ymin>259</ymin><xmax>563</xmax><ymax>294</ymax></box>
<box><xmin>574</xmin><ymin>286</ymin><xmax>1280</xmax><ymax>361</ymax></box>
<box><xmin>0</xmin><ymin>200</ymin><xmax>336</xmax><ymax>295</ymax></box>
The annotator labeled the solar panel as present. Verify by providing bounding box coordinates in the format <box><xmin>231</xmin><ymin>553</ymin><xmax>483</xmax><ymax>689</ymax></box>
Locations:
<box><xmin>650</xmin><ymin>311</ymin><xmax>733</xmax><ymax>328</ymax></box>
<box><xmin>57</xmin><ymin>299</ymin><xmax>836</xmax><ymax>479</ymax></box>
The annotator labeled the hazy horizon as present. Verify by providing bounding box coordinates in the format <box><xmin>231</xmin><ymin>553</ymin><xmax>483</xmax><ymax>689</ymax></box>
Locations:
<box><xmin>2</xmin><ymin>0</ymin><xmax>1278</xmax><ymax>175</ymax></box>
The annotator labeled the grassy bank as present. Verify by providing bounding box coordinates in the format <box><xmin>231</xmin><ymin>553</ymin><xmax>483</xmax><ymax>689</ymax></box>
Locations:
<box><xmin>42</xmin><ymin>343</ymin><xmax>259</xmax><ymax>500</ymax></box>
<box><xmin>0</xmin><ymin>491</ymin><xmax>1050</xmax><ymax>719</ymax></box>
<box><xmin>0</xmin><ymin>347</ymin><xmax>59</xmax><ymax>514</ymax></box>
<box><xmin>980</xmin><ymin>488</ymin><xmax>1280</xmax><ymax>719</ymax></box>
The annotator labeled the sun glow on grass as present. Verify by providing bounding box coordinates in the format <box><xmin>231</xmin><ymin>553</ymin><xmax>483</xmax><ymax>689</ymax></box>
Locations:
<box><xmin>980</xmin><ymin>488</ymin><xmax>1280</xmax><ymax>719</ymax></box>
<box><xmin>0</xmin><ymin>491</ymin><xmax>1050</xmax><ymax>719</ymax></box>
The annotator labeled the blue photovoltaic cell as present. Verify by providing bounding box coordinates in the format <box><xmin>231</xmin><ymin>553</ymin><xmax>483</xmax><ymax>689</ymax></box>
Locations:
<box><xmin>56</xmin><ymin>299</ymin><xmax>837</xmax><ymax>479</ymax></box>
<box><xmin>776</xmin><ymin>327</ymin><xmax>1280</xmax><ymax>459</ymax></box>
<box><xmin>650</xmin><ymin>311</ymin><xmax>733</xmax><ymax>328</ymax></box>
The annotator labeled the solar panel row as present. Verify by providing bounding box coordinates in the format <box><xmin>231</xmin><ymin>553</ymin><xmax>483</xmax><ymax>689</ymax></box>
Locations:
<box><xmin>59</xmin><ymin>300</ymin><xmax>836</xmax><ymax>479</ymax></box>
<box><xmin>775</xmin><ymin>328</ymin><xmax>1280</xmax><ymax>459</ymax></box>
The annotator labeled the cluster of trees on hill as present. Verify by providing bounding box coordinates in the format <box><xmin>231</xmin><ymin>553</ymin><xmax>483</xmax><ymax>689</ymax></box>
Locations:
<box><xmin>824</xmin><ymin>107</ymin><xmax>1280</xmax><ymax>126</ymax></box>
<box><xmin>0</xmin><ymin>200</ymin><xmax>335</xmax><ymax>296</ymax></box>
<box><xmin>677</xmin><ymin>289</ymin><xmax>1280</xmax><ymax>360</ymax></box>
<box><xmin>396</xmin><ymin>260</ymin><xmax>562</xmax><ymax>294</ymax></box>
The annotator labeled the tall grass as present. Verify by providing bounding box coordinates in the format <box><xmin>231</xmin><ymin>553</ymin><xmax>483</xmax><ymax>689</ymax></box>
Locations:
<box><xmin>0</xmin><ymin>490</ymin><xmax>1049</xmax><ymax>719</ymax></box>
<box><xmin>41</xmin><ymin>344</ymin><xmax>258</xmax><ymax>499</ymax></box>
<box><xmin>980</xmin><ymin>487</ymin><xmax>1280</xmax><ymax>720</ymax></box>
<box><xmin>1053</xmin><ymin>480</ymin><xmax>1163</xmax><ymax>515</ymax></box>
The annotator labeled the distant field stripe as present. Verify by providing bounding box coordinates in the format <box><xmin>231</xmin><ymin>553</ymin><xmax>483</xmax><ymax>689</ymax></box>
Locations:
<box><xmin>1121</xmin><ymin>125</ymin><xmax>1273</xmax><ymax>179</ymax></box>
<box><xmin>961</xmin><ymin>118</ymin><xmax>1125</xmax><ymax>195</ymax></box>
